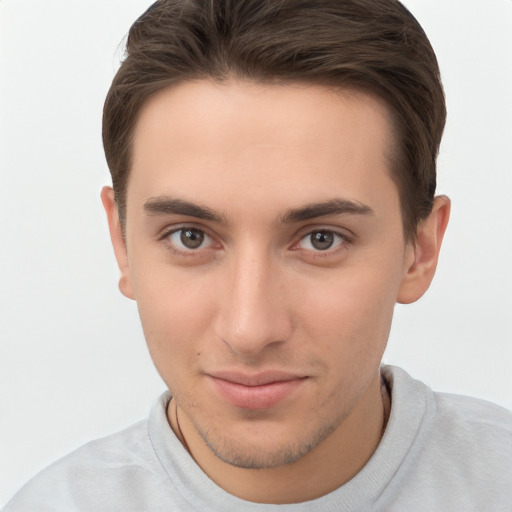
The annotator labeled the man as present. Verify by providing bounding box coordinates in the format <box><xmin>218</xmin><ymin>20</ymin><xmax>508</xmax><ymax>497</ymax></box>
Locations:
<box><xmin>5</xmin><ymin>0</ymin><xmax>511</xmax><ymax>510</ymax></box>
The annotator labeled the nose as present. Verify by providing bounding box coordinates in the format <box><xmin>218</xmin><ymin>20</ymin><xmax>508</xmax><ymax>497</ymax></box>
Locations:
<box><xmin>213</xmin><ymin>245</ymin><xmax>293</xmax><ymax>357</ymax></box>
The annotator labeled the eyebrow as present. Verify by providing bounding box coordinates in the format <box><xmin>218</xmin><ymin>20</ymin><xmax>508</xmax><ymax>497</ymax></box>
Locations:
<box><xmin>143</xmin><ymin>196</ymin><xmax>373</xmax><ymax>225</ymax></box>
<box><xmin>280</xmin><ymin>199</ymin><xmax>374</xmax><ymax>223</ymax></box>
<box><xmin>143</xmin><ymin>197</ymin><xmax>227</xmax><ymax>224</ymax></box>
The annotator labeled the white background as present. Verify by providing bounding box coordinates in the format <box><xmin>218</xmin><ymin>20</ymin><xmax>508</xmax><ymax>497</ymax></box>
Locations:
<box><xmin>1</xmin><ymin>0</ymin><xmax>511</xmax><ymax>505</ymax></box>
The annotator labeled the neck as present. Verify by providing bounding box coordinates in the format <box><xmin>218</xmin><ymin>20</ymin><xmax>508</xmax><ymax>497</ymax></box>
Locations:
<box><xmin>168</xmin><ymin>371</ymin><xmax>389</xmax><ymax>504</ymax></box>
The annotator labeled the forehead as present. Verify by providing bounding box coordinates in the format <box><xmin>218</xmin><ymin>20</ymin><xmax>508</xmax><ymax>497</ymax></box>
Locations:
<box><xmin>128</xmin><ymin>80</ymin><xmax>399</xmax><ymax>220</ymax></box>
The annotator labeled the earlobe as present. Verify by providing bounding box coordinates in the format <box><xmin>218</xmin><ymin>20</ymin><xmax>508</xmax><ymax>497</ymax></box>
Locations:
<box><xmin>397</xmin><ymin>195</ymin><xmax>451</xmax><ymax>304</ymax></box>
<box><xmin>100</xmin><ymin>186</ymin><xmax>135</xmax><ymax>300</ymax></box>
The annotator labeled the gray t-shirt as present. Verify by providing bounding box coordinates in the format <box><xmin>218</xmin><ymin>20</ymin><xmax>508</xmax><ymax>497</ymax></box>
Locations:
<box><xmin>4</xmin><ymin>366</ymin><xmax>512</xmax><ymax>511</ymax></box>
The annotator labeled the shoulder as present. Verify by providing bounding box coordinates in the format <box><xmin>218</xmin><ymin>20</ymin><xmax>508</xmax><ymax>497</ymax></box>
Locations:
<box><xmin>427</xmin><ymin>391</ymin><xmax>512</xmax><ymax>507</ymax></box>
<box><xmin>381</xmin><ymin>366</ymin><xmax>512</xmax><ymax>510</ymax></box>
<box><xmin>4</xmin><ymin>419</ymin><xmax>168</xmax><ymax>511</ymax></box>
<box><xmin>387</xmin><ymin>365</ymin><xmax>512</xmax><ymax>460</ymax></box>
<box><xmin>434</xmin><ymin>390</ymin><xmax>512</xmax><ymax>430</ymax></box>
<box><xmin>384</xmin><ymin>364</ymin><xmax>512</xmax><ymax>437</ymax></box>
<box><xmin>429</xmin><ymin>390</ymin><xmax>512</xmax><ymax>462</ymax></box>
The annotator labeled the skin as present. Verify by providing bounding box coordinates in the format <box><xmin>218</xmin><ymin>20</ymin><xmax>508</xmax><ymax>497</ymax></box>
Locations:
<box><xmin>102</xmin><ymin>80</ymin><xmax>450</xmax><ymax>504</ymax></box>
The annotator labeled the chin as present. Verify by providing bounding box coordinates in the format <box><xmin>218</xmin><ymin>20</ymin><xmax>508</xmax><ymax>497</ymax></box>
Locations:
<box><xmin>205</xmin><ymin>438</ymin><xmax>310</xmax><ymax>469</ymax></box>
<box><xmin>199</xmin><ymin>417</ymin><xmax>339</xmax><ymax>470</ymax></box>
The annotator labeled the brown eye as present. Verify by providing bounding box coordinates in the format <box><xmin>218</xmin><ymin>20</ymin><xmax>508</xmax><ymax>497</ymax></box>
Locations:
<box><xmin>179</xmin><ymin>228</ymin><xmax>205</xmax><ymax>249</ymax></box>
<box><xmin>167</xmin><ymin>228</ymin><xmax>211</xmax><ymax>251</ymax></box>
<box><xmin>298</xmin><ymin>230</ymin><xmax>345</xmax><ymax>251</ymax></box>
<box><xmin>310</xmin><ymin>231</ymin><xmax>334</xmax><ymax>250</ymax></box>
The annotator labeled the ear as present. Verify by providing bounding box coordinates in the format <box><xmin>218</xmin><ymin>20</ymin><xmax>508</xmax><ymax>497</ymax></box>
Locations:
<box><xmin>100</xmin><ymin>186</ymin><xmax>135</xmax><ymax>300</ymax></box>
<box><xmin>397</xmin><ymin>195</ymin><xmax>451</xmax><ymax>304</ymax></box>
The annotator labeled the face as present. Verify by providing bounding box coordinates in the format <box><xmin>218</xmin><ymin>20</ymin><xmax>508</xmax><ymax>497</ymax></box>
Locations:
<box><xmin>113</xmin><ymin>80</ymin><xmax>418</xmax><ymax>469</ymax></box>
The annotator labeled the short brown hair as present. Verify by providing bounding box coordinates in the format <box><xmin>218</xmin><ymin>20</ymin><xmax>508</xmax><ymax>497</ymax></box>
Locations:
<box><xmin>103</xmin><ymin>0</ymin><xmax>445</xmax><ymax>239</ymax></box>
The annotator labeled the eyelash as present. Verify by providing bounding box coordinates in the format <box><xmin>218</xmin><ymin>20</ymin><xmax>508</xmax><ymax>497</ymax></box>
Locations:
<box><xmin>292</xmin><ymin>228</ymin><xmax>352</xmax><ymax>257</ymax></box>
<box><xmin>158</xmin><ymin>226</ymin><xmax>217</xmax><ymax>257</ymax></box>
<box><xmin>158</xmin><ymin>226</ymin><xmax>352</xmax><ymax>259</ymax></box>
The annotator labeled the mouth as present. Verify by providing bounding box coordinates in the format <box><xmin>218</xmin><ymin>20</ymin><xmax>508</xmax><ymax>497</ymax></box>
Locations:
<box><xmin>207</xmin><ymin>371</ymin><xmax>308</xmax><ymax>410</ymax></box>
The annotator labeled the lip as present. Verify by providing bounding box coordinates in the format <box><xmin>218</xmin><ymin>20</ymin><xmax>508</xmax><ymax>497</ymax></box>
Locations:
<box><xmin>207</xmin><ymin>371</ymin><xmax>308</xmax><ymax>410</ymax></box>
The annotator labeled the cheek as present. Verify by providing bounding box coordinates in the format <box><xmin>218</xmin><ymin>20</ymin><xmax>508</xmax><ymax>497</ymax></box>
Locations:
<box><xmin>293</xmin><ymin>271</ymin><xmax>398</xmax><ymax>412</ymax></box>
<box><xmin>132</xmin><ymin>268</ymin><xmax>217</xmax><ymax>375</ymax></box>
<box><xmin>295</xmin><ymin>267</ymin><xmax>400</xmax><ymax>357</ymax></box>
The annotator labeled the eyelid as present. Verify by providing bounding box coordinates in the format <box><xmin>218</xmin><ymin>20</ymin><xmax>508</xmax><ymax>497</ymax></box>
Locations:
<box><xmin>158</xmin><ymin>223</ymin><xmax>221</xmax><ymax>255</ymax></box>
<box><xmin>299</xmin><ymin>231</ymin><xmax>344</xmax><ymax>248</ymax></box>
<box><xmin>290</xmin><ymin>226</ymin><xmax>354</xmax><ymax>256</ymax></box>
<box><xmin>158</xmin><ymin>222</ymin><xmax>214</xmax><ymax>241</ymax></box>
<box><xmin>172</xmin><ymin>229</ymin><xmax>212</xmax><ymax>250</ymax></box>
<box><xmin>292</xmin><ymin>224</ymin><xmax>354</xmax><ymax>243</ymax></box>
